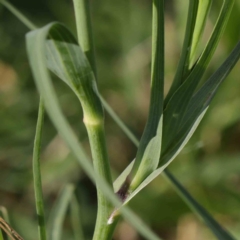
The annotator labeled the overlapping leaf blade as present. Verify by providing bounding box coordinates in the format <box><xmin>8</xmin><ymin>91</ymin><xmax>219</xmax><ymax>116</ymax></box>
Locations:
<box><xmin>161</xmin><ymin>40</ymin><xmax>240</xmax><ymax>164</ymax></box>
<box><xmin>162</xmin><ymin>0</ymin><xmax>234</xmax><ymax>153</ymax></box>
<box><xmin>114</xmin><ymin>40</ymin><xmax>240</xmax><ymax>240</ymax></box>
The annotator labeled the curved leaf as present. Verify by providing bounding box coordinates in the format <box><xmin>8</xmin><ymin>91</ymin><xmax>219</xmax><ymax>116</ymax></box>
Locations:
<box><xmin>26</xmin><ymin>22</ymin><xmax>162</xmax><ymax>240</ymax></box>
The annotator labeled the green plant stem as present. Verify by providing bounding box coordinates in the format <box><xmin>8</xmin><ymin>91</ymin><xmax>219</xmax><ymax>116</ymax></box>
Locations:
<box><xmin>33</xmin><ymin>98</ymin><xmax>47</xmax><ymax>240</ymax></box>
<box><xmin>73</xmin><ymin>1</ymin><xmax>118</xmax><ymax>239</ymax></box>
<box><xmin>84</xmin><ymin>122</ymin><xmax>115</xmax><ymax>240</ymax></box>
<box><xmin>73</xmin><ymin>0</ymin><xmax>97</xmax><ymax>75</ymax></box>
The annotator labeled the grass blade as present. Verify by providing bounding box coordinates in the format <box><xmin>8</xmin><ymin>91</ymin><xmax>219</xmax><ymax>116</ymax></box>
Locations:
<box><xmin>47</xmin><ymin>185</ymin><xmax>74</xmax><ymax>240</ymax></box>
<box><xmin>100</xmin><ymin>95</ymin><xmax>139</xmax><ymax>147</ymax></box>
<box><xmin>189</xmin><ymin>0</ymin><xmax>212</xmax><ymax>68</ymax></box>
<box><xmin>26</xmin><ymin>22</ymin><xmax>162</xmax><ymax>240</ymax></box>
<box><xmin>126</xmin><ymin>0</ymin><xmax>165</xmax><ymax>193</ymax></box>
<box><xmin>163</xmin><ymin>169</ymin><xmax>236</xmax><ymax>240</ymax></box>
<box><xmin>164</xmin><ymin>0</ymin><xmax>199</xmax><ymax>105</ymax></box>
<box><xmin>32</xmin><ymin>98</ymin><xmax>47</xmax><ymax>240</ymax></box>
<box><xmin>181</xmin><ymin>40</ymin><xmax>240</xmax><ymax>127</ymax></box>
<box><xmin>70</xmin><ymin>195</ymin><xmax>85</xmax><ymax>240</ymax></box>
<box><xmin>0</xmin><ymin>0</ymin><xmax>36</xmax><ymax>30</ymax></box>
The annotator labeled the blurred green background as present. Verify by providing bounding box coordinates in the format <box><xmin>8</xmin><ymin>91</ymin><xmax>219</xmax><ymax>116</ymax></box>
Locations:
<box><xmin>0</xmin><ymin>0</ymin><xmax>240</xmax><ymax>239</ymax></box>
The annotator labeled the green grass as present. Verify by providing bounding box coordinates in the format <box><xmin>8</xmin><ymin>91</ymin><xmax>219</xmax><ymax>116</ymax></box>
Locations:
<box><xmin>0</xmin><ymin>0</ymin><xmax>239</xmax><ymax>239</ymax></box>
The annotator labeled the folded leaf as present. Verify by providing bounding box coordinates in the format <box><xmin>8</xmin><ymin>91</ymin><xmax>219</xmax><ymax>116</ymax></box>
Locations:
<box><xmin>45</xmin><ymin>24</ymin><xmax>103</xmax><ymax>123</ymax></box>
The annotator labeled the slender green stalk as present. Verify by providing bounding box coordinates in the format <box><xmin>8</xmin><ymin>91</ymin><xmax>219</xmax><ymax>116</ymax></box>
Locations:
<box><xmin>163</xmin><ymin>169</ymin><xmax>235</xmax><ymax>240</ymax></box>
<box><xmin>72</xmin><ymin>1</ymin><xmax>117</xmax><ymax>239</ymax></box>
<box><xmin>0</xmin><ymin>0</ymin><xmax>37</xmax><ymax>30</ymax></box>
<box><xmin>99</xmin><ymin>95</ymin><xmax>139</xmax><ymax>146</ymax></box>
<box><xmin>84</xmin><ymin>121</ymin><xmax>115</xmax><ymax>240</ymax></box>
<box><xmin>32</xmin><ymin>98</ymin><xmax>47</xmax><ymax>240</ymax></box>
<box><xmin>73</xmin><ymin>0</ymin><xmax>97</xmax><ymax>75</ymax></box>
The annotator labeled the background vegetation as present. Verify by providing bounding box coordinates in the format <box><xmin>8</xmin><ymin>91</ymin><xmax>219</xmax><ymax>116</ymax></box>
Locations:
<box><xmin>0</xmin><ymin>0</ymin><xmax>240</xmax><ymax>239</ymax></box>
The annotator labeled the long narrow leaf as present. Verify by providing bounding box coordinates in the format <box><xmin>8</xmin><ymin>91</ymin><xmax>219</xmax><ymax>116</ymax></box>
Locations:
<box><xmin>189</xmin><ymin>0</ymin><xmax>212</xmax><ymax>68</ymax></box>
<box><xmin>164</xmin><ymin>0</ymin><xmax>199</xmax><ymax>105</ymax></box>
<box><xmin>163</xmin><ymin>169</ymin><xmax>235</xmax><ymax>240</ymax></box>
<box><xmin>100</xmin><ymin>95</ymin><xmax>139</xmax><ymax>147</ymax></box>
<box><xmin>32</xmin><ymin>98</ymin><xmax>47</xmax><ymax>240</ymax></box>
<box><xmin>0</xmin><ymin>0</ymin><xmax>36</xmax><ymax>30</ymax></box>
<box><xmin>47</xmin><ymin>185</ymin><xmax>74</xmax><ymax>240</ymax></box>
<box><xmin>123</xmin><ymin>108</ymin><xmax>207</xmax><ymax>206</ymax></box>
<box><xmin>127</xmin><ymin>0</ymin><xmax>165</xmax><ymax>193</ymax></box>
<box><xmin>26</xmin><ymin>22</ymin><xmax>162</xmax><ymax>240</ymax></box>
